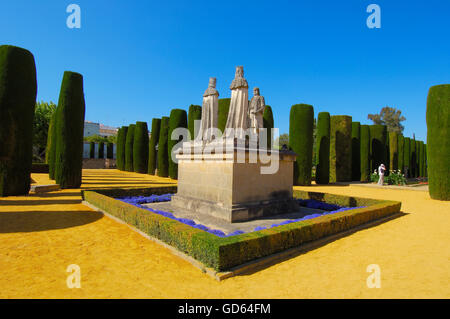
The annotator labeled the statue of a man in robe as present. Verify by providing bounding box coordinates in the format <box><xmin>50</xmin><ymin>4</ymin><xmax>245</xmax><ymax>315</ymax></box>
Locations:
<box><xmin>224</xmin><ymin>66</ymin><xmax>248</xmax><ymax>139</ymax></box>
<box><xmin>248</xmin><ymin>87</ymin><xmax>265</xmax><ymax>135</ymax></box>
<box><xmin>196</xmin><ymin>77</ymin><xmax>219</xmax><ymax>142</ymax></box>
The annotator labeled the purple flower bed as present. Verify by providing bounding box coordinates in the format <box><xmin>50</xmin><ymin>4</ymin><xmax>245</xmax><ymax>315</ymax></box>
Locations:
<box><xmin>117</xmin><ymin>194</ymin><xmax>366</xmax><ymax>237</ymax></box>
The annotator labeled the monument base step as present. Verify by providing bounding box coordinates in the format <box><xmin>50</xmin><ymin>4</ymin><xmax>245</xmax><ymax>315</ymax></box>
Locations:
<box><xmin>30</xmin><ymin>184</ymin><xmax>60</xmax><ymax>194</ymax></box>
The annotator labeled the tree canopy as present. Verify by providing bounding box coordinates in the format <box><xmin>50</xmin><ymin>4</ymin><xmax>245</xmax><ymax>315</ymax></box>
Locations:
<box><xmin>368</xmin><ymin>106</ymin><xmax>406</xmax><ymax>133</ymax></box>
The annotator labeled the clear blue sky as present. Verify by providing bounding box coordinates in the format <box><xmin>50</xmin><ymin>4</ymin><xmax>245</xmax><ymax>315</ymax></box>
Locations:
<box><xmin>2</xmin><ymin>0</ymin><xmax>449</xmax><ymax>141</ymax></box>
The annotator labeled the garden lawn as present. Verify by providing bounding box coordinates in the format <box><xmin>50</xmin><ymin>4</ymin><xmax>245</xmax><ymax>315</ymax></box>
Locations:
<box><xmin>0</xmin><ymin>169</ymin><xmax>448</xmax><ymax>298</ymax></box>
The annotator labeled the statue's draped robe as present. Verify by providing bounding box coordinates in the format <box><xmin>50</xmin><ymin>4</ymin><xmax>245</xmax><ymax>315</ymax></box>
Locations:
<box><xmin>249</xmin><ymin>95</ymin><xmax>265</xmax><ymax>132</ymax></box>
<box><xmin>225</xmin><ymin>79</ymin><xmax>248</xmax><ymax>138</ymax></box>
<box><xmin>196</xmin><ymin>88</ymin><xmax>218</xmax><ymax>142</ymax></box>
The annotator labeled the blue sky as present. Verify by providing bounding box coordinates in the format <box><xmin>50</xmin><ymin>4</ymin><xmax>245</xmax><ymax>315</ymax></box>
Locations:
<box><xmin>1</xmin><ymin>0</ymin><xmax>449</xmax><ymax>141</ymax></box>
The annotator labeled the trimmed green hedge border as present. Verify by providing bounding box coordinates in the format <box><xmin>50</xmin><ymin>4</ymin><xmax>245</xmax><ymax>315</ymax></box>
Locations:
<box><xmin>82</xmin><ymin>187</ymin><xmax>401</xmax><ymax>271</ymax></box>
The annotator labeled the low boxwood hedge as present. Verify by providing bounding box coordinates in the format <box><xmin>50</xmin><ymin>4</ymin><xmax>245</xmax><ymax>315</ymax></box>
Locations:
<box><xmin>82</xmin><ymin>187</ymin><xmax>401</xmax><ymax>271</ymax></box>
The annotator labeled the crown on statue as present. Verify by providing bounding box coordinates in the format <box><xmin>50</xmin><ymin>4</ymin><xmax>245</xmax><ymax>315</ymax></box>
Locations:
<box><xmin>208</xmin><ymin>77</ymin><xmax>216</xmax><ymax>88</ymax></box>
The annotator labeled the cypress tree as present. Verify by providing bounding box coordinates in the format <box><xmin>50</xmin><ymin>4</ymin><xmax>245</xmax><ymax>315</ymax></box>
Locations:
<box><xmin>351</xmin><ymin>122</ymin><xmax>361</xmax><ymax>181</ymax></box>
<box><xmin>168</xmin><ymin>109</ymin><xmax>188</xmax><ymax>179</ymax></box>
<box><xmin>404</xmin><ymin>137</ymin><xmax>411</xmax><ymax>178</ymax></box>
<box><xmin>410</xmin><ymin>138</ymin><xmax>416</xmax><ymax>177</ymax></box>
<box><xmin>289</xmin><ymin>104</ymin><xmax>314</xmax><ymax>186</ymax></box>
<box><xmin>125</xmin><ymin>124</ymin><xmax>135</xmax><ymax>172</ymax></box>
<box><xmin>360</xmin><ymin>125</ymin><xmax>371</xmax><ymax>181</ymax></box>
<box><xmin>0</xmin><ymin>45</ymin><xmax>37</xmax><ymax>196</ymax></box>
<box><xmin>47</xmin><ymin>109</ymin><xmax>58</xmax><ymax>179</ymax></box>
<box><xmin>389</xmin><ymin>131</ymin><xmax>399</xmax><ymax>172</ymax></box>
<box><xmin>54</xmin><ymin>71</ymin><xmax>86</xmax><ymax>189</ymax></box>
<box><xmin>218</xmin><ymin>98</ymin><xmax>231</xmax><ymax>135</ymax></box>
<box><xmin>89</xmin><ymin>142</ymin><xmax>96</xmax><ymax>159</ymax></box>
<box><xmin>98</xmin><ymin>141</ymin><xmax>105</xmax><ymax>159</ymax></box>
<box><xmin>369</xmin><ymin>125</ymin><xmax>387</xmax><ymax>172</ymax></box>
<box><xmin>315</xmin><ymin>112</ymin><xmax>330</xmax><ymax>184</ymax></box>
<box><xmin>157</xmin><ymin>117</ymin><xmax>170</xmax><ymax>177</ymax></box>
<box><xmin>426</xmin><ymin>84</ymin><xmax>450</xmax><ymax>200</ymax></box>
<box><xmin>424</xmin><ymin>144</ymin><xmax>428</xmax><ymax>177</ymax></box>
<box><xmin>107</xmin><ymin>142</ymin><xmax>114</xmax><ymax>159</ymax></box>
<box><xmin>116</xmin><ymin>126</ymin><xmax>128</xmax><ymax>170</ymax></box>
<box><xmin>397</xmin><ymin>134</ymin><xmax>404</xmax><ymax>173</ymax></box>
<box><xmin>330</xmin><ymin>116</ymin><xmax>352</xmax><ymax>182</ymax></box>
<box><xmin>133</xmin><ymin>121</ymin><xmax>149</xmax><ymax>173</ymax></box>
<box><xmin>148</xmin><ymin>118</ymin><xmax>161</xmax><ymax>175</ymax></box>
<box><xmin>263</xmin><ymin>105</ymin><xmax>274</xmax><ymax>149</ymax></box>
<box><xmin>419</xmin><ymin>141</ymin><xmax>425</xmax><ymax>177</ymax></box>
<box><xmin>188</xmin><ymin>105</ymin><xmax>202</xmax><ymax>140</ymax></box>
<box><xmin>415</xmin><ymin>140</ymin><xmax>421</xmax><ymax>177</ymax></box>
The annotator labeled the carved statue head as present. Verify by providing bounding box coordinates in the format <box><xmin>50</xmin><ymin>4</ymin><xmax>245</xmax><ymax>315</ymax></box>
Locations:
<box><xmin>235</xmin><ymin>66</ymin><xmax>244</xmax><ymax>78</ymax></box>
<box><xmin>208</xmin><ymin>77</ymin><xmax>216</xmax><ymax>88</ymax></box>
<box><xmin>253</xmin><ymin>87</ymin><xmax>260</xmax><ymax>96</ymax></box>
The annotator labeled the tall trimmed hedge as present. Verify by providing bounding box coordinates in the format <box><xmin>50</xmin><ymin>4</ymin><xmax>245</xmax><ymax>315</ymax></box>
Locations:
<box><xmin>410</xmin><ymin>139</ymin><xmax>416</xmax><ymax>177</ymax></box>
<box><xmin>419</xmin><ymin>141</ymin><xmax>425</xmax><ymax>177</ymax></box>
<box><xmin>403</xmin><ymin>137</ymin><xmax>411</xmax><ymax>177</ymax></box>
<box><xmin>47</xmin><ymin>109</ymin><xmax>58</xmax><ymax>179</ymax></box>
<box><xmin>289</xmin><ymin>104</ymin><xmax>314</xmax><ymax>186</ymax></box>
<box><xmin>397</xmin><ymin>135</ymin><xmax>404</xmax><ymax>173</ymax></box>
<box><xmin>157</xmin><ymin>117</ymin><xmax>170</xmax><ymax>177</ymax></box>
<box><xmin>360</xmin><ymin>125</ymin><xmax>371</xmax><ymax>182</ymax></box>
<box><xmin>125</xmin><ymin>124</ymin><xmax>135</xmax><ymax>172</ymax></box>
<box><xmin>424</xmin><ymin>144</ymin><xmax>428</xmax><ymax>177</ymax></box>
<box><xmin>426</xmin><ymin>84</ymin><xmax>449</xmax><ymax>200</ymax></box>
<box><xmin>89</xmin><ymin>142</ymin><xmax>96</xmax><ymax>159</ymax></box>
<box><xmin>218</xmin><ymin>98</ymin><xmax>231</xmax><ymax>135</ymax></box>
<box><xmin>107</xmin><ymin>142</ymin><xmax>114</xmax><ymax>159</ymax></box>
<box><xmin>315</xmin><ymin>112</ymin><xmax>330</xmax><ymax>184</ymax></box>
<box><xmin>168</xmin><ymin>109</ymin><xmax>188</xmax><ymax>179</ymax></box>
<box><xmin>0</xmin><ymin>45</ymin><xmax>37</xmax><ymax>196</ymax></box>
<box><xmin>330</xmin><ymin>115</ymin><xmax>352</xmax><ymax>183</ymax></box>
<box><xmin>98</xmin><ymin>141</ymin><xmax>105</xmax><ymax>159</ymax></box>
<box><xmin>148</xmin><ymin>118</ymin><xmax>161</xmax><ymax>175</ymax></box>
<box><xmin>116</xmin><ymin>126</ymin><xmax>128</xmax><ymax>170</ymax></box>
<box><xmin>389</xmin><ymin>132</ymin><xmax>399</xmax><ymax>172</ymax></box>
<box><xmin>263</xmin><ymin>105</ymin><xmax>274</xmax><ymax>149</ymax></box>
<box><xmin>54</xmin><ymin>71</ymin><xmax>86</xmax><ymax>189</ymax></box>
<box><xmin>133</xmin><ymin>121</ymin><xmax>149</xmax><ymax>174</ymax></box>
<box><xmin>369</xmin><ymin>125</ymin><xmax>387</xmax><ymax>172</ymax></box>
<box><xmin>351</xmin><ymin>122</ymin><xmax>361</xmax><ymax>181</ymax></box>
<box><xmin>188</xmin><ymin>104</ymin><xmax>202</xmax><ymax>140</ymax></box>
<box><xmin>416</xmin><ymin>140</ymin><xmax>421</xmax><ymax>177</ymax></box>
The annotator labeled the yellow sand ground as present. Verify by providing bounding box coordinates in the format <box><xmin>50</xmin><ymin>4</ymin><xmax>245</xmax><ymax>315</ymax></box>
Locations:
<box><xmin>0</xmin><ymin>169</ymin><xmax>448</xmax><ymax>298</ymax></box>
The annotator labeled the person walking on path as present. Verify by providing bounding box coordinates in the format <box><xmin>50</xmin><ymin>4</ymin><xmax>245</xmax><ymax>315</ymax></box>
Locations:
<box><xmin>378</xmin><ymin>164</ymin><xmax>386</xmax><ymax>186</ymax></box>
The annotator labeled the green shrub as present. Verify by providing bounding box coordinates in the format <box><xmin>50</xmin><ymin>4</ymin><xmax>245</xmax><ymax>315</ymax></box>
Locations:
<box><xmin>330</xmin><ymin>115</ymin><xmax>352</xmax><ymax>182</ymax></box>
<box><xmin>168</xmin><ymin>109</ymin><xmax>187</xmax><ymax>179</ymax></box>
<box><xmin>47</xmin><ymin>109</ymin><xmax>58</xmax><ymax>179</ymax></box>
<box><xmin>397</xmin><ymin>135</ymin><xmax>404</xmax><ymax>173</ymax></box>
<box><xmin>125</xmin><ymin>124</ymin><xmax>135</xmax><ymax>172</ymax></box>
<box><xmin>0</xmin><ymin>45</ymin><xmax>37</xmax><ymax>196</ymax></box>
<box><xmin>424</xmin><ymin>144</ymin><xmax>428</xmax><ymax>177</ymax></box>
<box><xmin>188</xmin><ymin>105</ymin><xmax>202</xmax><ymax>140</ymax></box>
<box><xmin>369</xmin><ymin>125</ymin><xmax>387</xmax><ymax>172</ymax></box>
<box><xmin>410</xmin><ymin>138</ymin><xmax>416</xmax><ymax>177</ymax></box>
<box><xmin>289</xmin><ymin>104</ymin><xmax>314</xmax><ymax>185</ymax></box>
<box><xmin>98</xmin><ymin>141</ymin><xmax>105</xmax><ymax>159</ymax></box>
<box><xmin>419</xmin><ymin>141</ymin><xmax>425</xmax><ymax>177</ymax></box>
<box><xmin>54</xmin><ymin>71</ymin><xmax>86</xmax><ymax>189</ymax></box>
<box><xmin>389</xmin><ymin>131</ymin><xmax>398</xmax><ymax>172</ymax></box>
<box><xmin>107</xmin><ymin>142</ymin><xmax>114</xmax><ymax>159</ymax></box>
<box><xmin>315</xmin><ymin>112</ymin><xmax>330</xmax><ymax>184</ymax></box>
<box><xmin>403</xmin><ymin>137</ymin><xmax>411</xmax><ymax>177</ymax></box>
<box><xmin>218</xmin><ymin>98</ymin><xmax>231</xmax><ymax>135</ymax></box>
<box><xmin>263</xmin><ymin>105</ymin><xmax>274</xmax><ymax>149</ymax></box>
<box><xmin>89</xmin><ymin>142</ymin><xmax>96</xmax><ymax>159</ymax></box>
<box><xmin>415</xmin><ymin>140</ymin><xmax>421</xmax><ymax>177</ymax></box>
<box><xmin>426</xmin><ymin>84</ymin><xmax>450</xmax><ymax>200</ymax></box>
<box><xmin>148</xmin><ymin>118</ymin><xmax>161</xmax><ymax>175</ymax></box>
<box><xmin>133</xmin><ymin>121</ymin><xmax>149</xmax><ymax>173</ymax></box>
<box><xmin>157</xmin><ymin>117</ymin><xmax>170</xmax><ymax>177</ymax></box>
<box><xmin>351</xmin><ymin>122</ymin><xmax>361</xmax><ymax>181</ymax></box>
<box><xmin>116</xmin><ymin>126</ymin><xmax>128</xmax><ymax>170</ymax></box>
<box><xmin>360</xmin><ymin>125</ymin><xmax>370</xmax><ymax>182</ymax></box>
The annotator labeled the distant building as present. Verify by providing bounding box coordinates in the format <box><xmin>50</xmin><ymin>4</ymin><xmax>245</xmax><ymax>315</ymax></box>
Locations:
<box><xmin>84</xmin><ymin>121</ymin><xmax>118</xmax><ymax>138</ymax></box>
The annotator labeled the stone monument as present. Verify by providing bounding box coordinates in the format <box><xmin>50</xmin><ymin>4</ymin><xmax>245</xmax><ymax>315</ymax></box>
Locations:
<box><xmin>171</xmin><ymin>66</ymin><xmax>298</xmax><ymax>223</ymax></box>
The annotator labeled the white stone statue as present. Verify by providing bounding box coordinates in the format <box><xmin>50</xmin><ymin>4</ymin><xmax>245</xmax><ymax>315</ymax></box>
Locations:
<box><xmin>196</xmin><ymin>77</ymin><xmax>219</xmax><ymax>142</ymax></box>
<box><xmin>248</xmin><ymin>87</ymin><xmax>265</xmax><ymax>134</ymax></box>
<box><xmin>224</xmin><ymin>66</ymin><xmax>248</xmax><ymax>139</ymax></box>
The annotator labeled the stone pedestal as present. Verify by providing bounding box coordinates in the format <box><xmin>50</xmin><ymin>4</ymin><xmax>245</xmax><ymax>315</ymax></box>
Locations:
<box><xmin>171</xmin><ymin>142</ymin><xmax>298</xmax><ymax>222</ymax></box>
